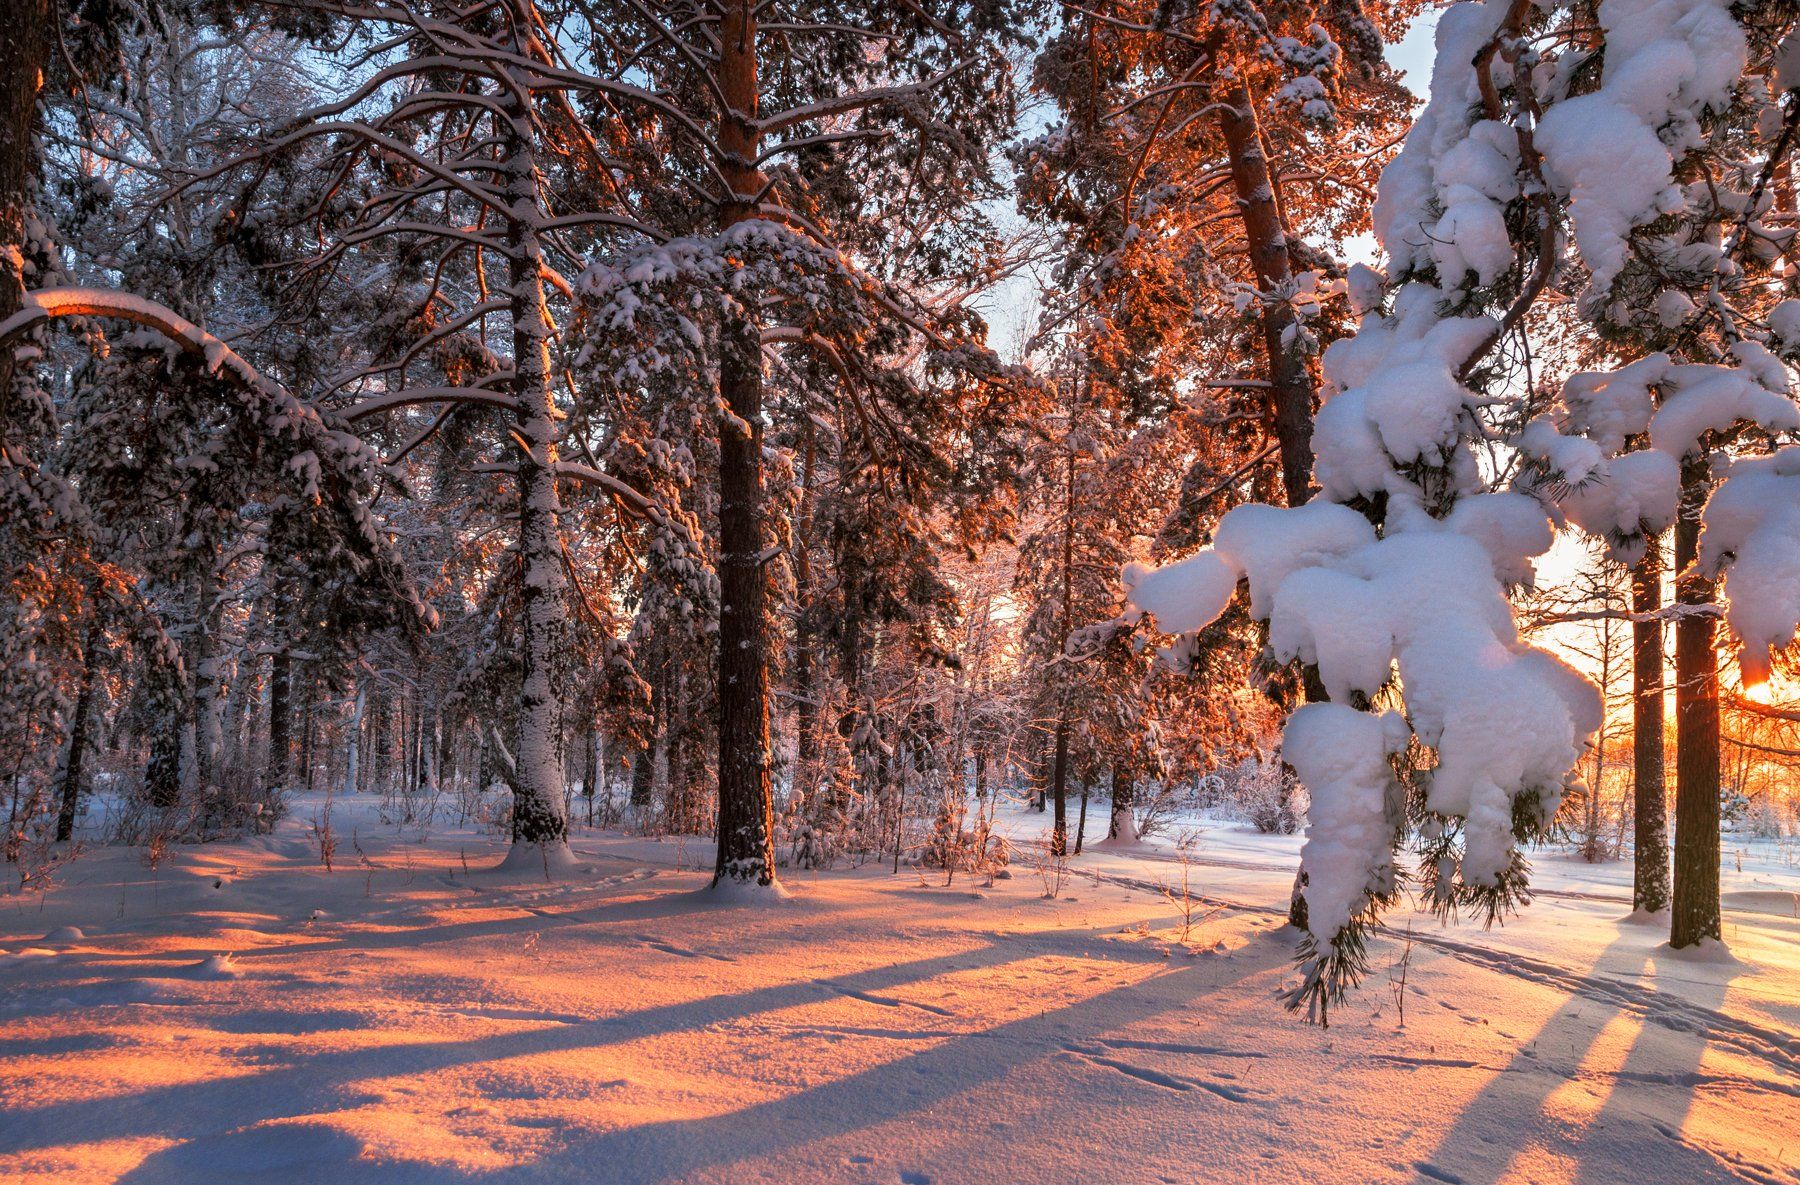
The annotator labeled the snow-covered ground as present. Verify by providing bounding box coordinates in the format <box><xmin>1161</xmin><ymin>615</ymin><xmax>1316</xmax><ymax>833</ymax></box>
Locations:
<box><xmin>2</xmin><ymin>795</ymin><xmax>1797</xmax><ymax>1185</ymax></box>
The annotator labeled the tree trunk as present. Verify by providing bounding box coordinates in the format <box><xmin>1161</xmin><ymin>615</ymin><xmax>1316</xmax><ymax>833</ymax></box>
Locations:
<box><xmin>146</xmin><ymin>730</ymin><xmax>181</xmax><ymax>810</ymax></box>
<box><xmin>1074</xmin><ymin>773</ymin><xmax>1090</xmax><ymax>855</ymax></box>
<box><xmin>55</xmin><ymin>623</ymin><xmax>99</xmax><ymax>842</ymax></box>
<box><xmin>0</xmin><ymin>0</ymin><xmax>48</xmax><ymax>404</ymax></box>
<box><xmin>1631</xmin><ymin>538</ymin><xmax>1670</xmax><ymax>913</ymax></box>
<box><xmin>1048</xmin><ymin>438</ymin><xmax>1077</xmax><ymax>857</ymax></box>
<box><xmin>1671</xmin><ymin>456</ymin><xmax>1721</xmax><ymax>948</ymax></box>
<box><xmin>711</xmin><ymin>0</ymin><xmax>777</xmax><ymax>887</ymax></box>
<box><xmin>191</xmin><ymin>563</ymin><xmax>223</xmax><ymax>796</ymax></box>
<box><xmin>630</xmin><ymin>743</ymin><xmax>654</xmax><ymax>812</ymax></box>
<box><xmin>1049</xmin><ymin>720</ymin><xmax>1070</xmax><ymax>857</ymax></box>
<box><xmin>582</xmin><ymin>727</ymin><xmax>599</xmax><ymax>809</ymax></box>
<box><xmin>792</xmin><ymin>419</ymin><xmax>819</xmax><ymax>797</ymax></box>
<box><xmin>344</xmin><ymin>682</ymin><xmax>365</xmax><ymax>798</ymax></box>
<box><xmin>1109</xmin><ymin>761</ymin><xmax>1137</xmax><ymax>843</ymax></box>
<box><xmin>268</xmin><ymin>644</ymin><xmax>292</xmax><ymax>788</ymax></box>
<box><xmin>300</xmin><ymin>666</ymin><xmax>317</xmax><ymax>792</ymax></box>
<box><xmin>1218</xmin><ymin>78</ymin><xmax>1314</xmax><ymax>508</ymax></box>
<box><xmin>501</xmin><ymin>50</ymin><xmax>569</xmax><ymax>850</ymax></box>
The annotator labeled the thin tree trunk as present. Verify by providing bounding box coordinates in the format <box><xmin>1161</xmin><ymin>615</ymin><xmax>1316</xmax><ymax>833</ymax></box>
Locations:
<box><xmin>582</xmin><ymin>726</ymin><xmax>599</xmax><ymax>814</ymax></box>
<box><xmin>1048</xmin><ymin>443</ymin><xmax>1076</xmax><ymax>857</ymax></box>
<box><xmin>55</xmin><ymin>622</ymin><xmax>100</xmax><ymax>842</ymax></box>
<box><xmin>1074</xmin><ymin>774</ymin><xmax>1090</xmax><ymax>855</ymax></box>
<box><xmin>792</xmin><ymin>418</ymin><xmax>819</xmax><ymax>797</ymax></box>
<box><xmin>1631</xmin><ymin>538</ymin><xmax>1670</xmax><ymax>912</ymax></box>
<box><xmin>268</xmin><ymin>644</ymin><xmax>292</xmax><ymax>787</ymax></box>
<box><xmin>191</xmin><ymin>563</ymin><xmax>223</xmax><ymax>795</ymax></box>
<box><xmin>344</xmin><ymin>682</ymin><xmax>365</xmax><ymax>798</ymax></box>
<box><xmin>712</xmin><ymin>0</ymin><xmax>777</xmax><ymax>887</ymax></box>
<box><xmin>1049</xmin><ymin>722</ymin><xmax>1071</xmax><ymax>856</ymax></box>
<box><xmin>300</xmin><ymin>665</ymin><xmax>317</xmax><ymax>792</ymax></box>
<box><xmin>1671</xmin><ymin>456</ymin><xmax>1721</xmax><ymax>948</ymax></box>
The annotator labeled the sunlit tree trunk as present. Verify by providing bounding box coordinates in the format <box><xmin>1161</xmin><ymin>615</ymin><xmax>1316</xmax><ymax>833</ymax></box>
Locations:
<box><xmin>1218</xmin><ymin>78</ymin><xmax>1314</xmax><ymax>509</ymax></box>
<box><xmin>1048</xmin><ymin>445</ymin><xmax>1075</xmax><ymax>857</ymax></box>
<box><xmin>1631</xmin><ymin>537</ymin><xmax>1670</xmax><ymax>912</ymax></box>
<box><xmin>711</xmin><ymin>0</ymin><xmax>778</xmax><ymax>887</ymax></box>
<box><xmin>1217</xmin><ymin>77</ymin><xmax>1328</xmax><ymax>925</ymax></box>
<box><xmin>1671</xmin><ymin>456</ymin><xmax>1721</xmax><ymax>947</ymax></box>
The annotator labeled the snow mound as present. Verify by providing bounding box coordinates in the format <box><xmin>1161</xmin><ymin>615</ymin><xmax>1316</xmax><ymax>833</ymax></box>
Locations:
<box><xmin>1721</xmin><ymin>889</ymin><xmax>1800</xmax><ymax>918</ymax></box>
<box><xmin>187</xmin><ymin>954</ymin><xmax>242</xmax><ymax>980</ymax></box>
<box><xmin>705</xmin><ymin>875</ymin><xmax>795</xmax><ymax>904</ymax></box>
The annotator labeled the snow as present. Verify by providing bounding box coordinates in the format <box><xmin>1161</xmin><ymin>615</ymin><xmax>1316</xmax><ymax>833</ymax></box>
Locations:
<box><xmin>1535</xmin><ymin>0</ymin><xmax>1748</xmax><ymax>304</ymax></box>
<box><xmin>1648</xmin><ymin>364</ymin><xmax>1799</xmax><ymax>459</ymax></box>
<box><xmin>1284</xmin><ymin>705</ymin><xmax>1408</xmax><ymax>942</ymax></box>
<box><xmin>1698</xmin><ymin>448</ymin><xmax>1800</xmax><ymax>683</ymax></box>
<box><xmin>1121</xmin><ymin>552</ymin><xmax>1237</xmax><ymax>635</ymax></box>
<box><xmin>1559</xmin><ymin>450</ymin><xmax>1681</xmax><ymax>558</ymax></box>
<box><xmin>1131</xmin><ymin>506</ymin><xmax>1601</xmax><ymax>941</ymax></box>
<box><xmin>1209</xmin><ymin>501</ymin><xmax>1375</xmax><ymax>619</ymax></box>
<box><xmin>3</xmin><ymin>794</ymin><xmax>1797</xmax><ymax>1184</ymax></box>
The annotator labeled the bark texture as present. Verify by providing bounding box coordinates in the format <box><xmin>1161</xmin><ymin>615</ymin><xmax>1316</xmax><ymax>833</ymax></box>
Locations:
<box><xmin>1631</xmin><ymin>538</ymin><xmax>1670</xmax><ymax>914</ymax></box>
<box><xmin>712</xmin><ymin>0</ymin><xmax>777</xmax><ymax>886</ymax></box>
<box><xmin>1671</xmin><ymin>456</ymin><xmax>1720</xmax><ymax>948</ymax></box>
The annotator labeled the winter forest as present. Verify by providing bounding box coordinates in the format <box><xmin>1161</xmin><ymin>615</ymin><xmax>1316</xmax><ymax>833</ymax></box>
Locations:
<box><xmin>3</xmin><ymin>0</ymin><xmax>1800</xmax><ymax>1180</ymax></box>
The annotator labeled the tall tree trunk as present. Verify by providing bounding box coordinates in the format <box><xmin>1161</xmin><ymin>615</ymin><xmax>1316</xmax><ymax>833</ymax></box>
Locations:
<box><xmin>1048</xmin><ymin>444</ymin><xmax>1076</xmax><ymax>857</ymax></box>
<box><xmin>711</xmin><ymin>0</ymin><xmax>777</xmax><ymax>887</ymax></box>
<box><xmin>1217</xmin><ymin>77</ymin><xmax>1314</xmax><ymax>508</ymax></box>
<box><xmin>1049</xmin><ymin>722</ymin><xmax>1070</xmax><ymax>856</ymax></box>
<box><xmin>1671</xmin><ymin>456</ymin><xmax>1721</xmax><ymax>947</ymax></box>
<box><xmin>267</xmin><ymin>645</ymin><xmax>292</xmax><ymax>786</ymax></box>
<box><xmin>1219</xmin><ymin>78</ymin><xmax>1327</xmax><ymax>928</ymax></box>
<box><xmin>583</xmin><ymin>727</ymin><xmax>600</xmax><ymax>825</ymax></box>
<box><xmin>55</xmin><ymin>622</ymin><xmax>99</xmax><ymax>842</ymax></box>
<box><xmin>501</xmin><ymin>47</ymin><xmax>569</xmax><ymax>850</ymax></box>
<box><xmin>0</xmin><ymin>0</ymin><xmax>48</xmax><ymax>405</ymax></box>
<box><xmin>299</xmin><ymin>665</ymin><xmax>316</xmax><ymax>792</ymax></box>
<box><xmin>191</xmin><ymin>563</ymin><xmax>223</xmax><ymax>795</ymax></box>
<box><xmin>344</xmin><ymin>681</ymin><xmax>365</xmax><ymax>798</ymax></box>
<box><xmin>792</xmin><ymin>419</ymin><xmax>819</xmax><ymax>798</ymax></box>
<box><xmin>1631</xmin><ymin>537</ymin><xmax>1670</xmax><ymax>913</ymax></box>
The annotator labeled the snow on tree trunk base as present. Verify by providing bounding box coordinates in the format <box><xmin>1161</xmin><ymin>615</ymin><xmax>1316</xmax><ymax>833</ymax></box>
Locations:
<box><xmin>705</xmin><ymin>873</ymin><xmax>793</xmax><ymax>903</ymax></box>
<box><xmin>492</xmin><ymin>841</ymin><xmax>581</xmax><ymax>879</ymax></box>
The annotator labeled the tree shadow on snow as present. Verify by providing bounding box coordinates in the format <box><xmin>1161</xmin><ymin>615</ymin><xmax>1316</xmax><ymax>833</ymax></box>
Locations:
<box><xmin>1414</xmin><ymin>927</ymin><xmax>1743</xmax><ymax>1185</ymax></box>
<box><xmin>15</xmin><ymin>891</ymin><xmax>1263</xmax><ymax>1183</ymax></box>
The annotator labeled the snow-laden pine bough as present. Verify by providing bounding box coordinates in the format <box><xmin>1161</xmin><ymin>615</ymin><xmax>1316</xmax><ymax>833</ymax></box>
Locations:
<box><xmin>1122</xmin><ymin>0</ymin><xmax>1800</xmax><ymax>1022</ymax></box>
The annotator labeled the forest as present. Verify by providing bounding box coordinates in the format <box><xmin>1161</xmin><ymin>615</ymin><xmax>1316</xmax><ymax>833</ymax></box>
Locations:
<box><xmin>2</xmin><ymin>0</ymin><xmax>1799</xmax><ymax>1182</ymax></box>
